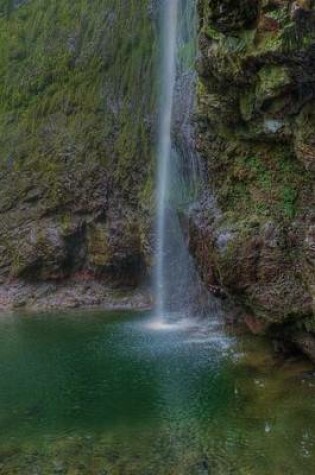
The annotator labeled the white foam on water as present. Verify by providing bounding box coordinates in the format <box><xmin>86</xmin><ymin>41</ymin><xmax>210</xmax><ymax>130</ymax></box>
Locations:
<box><xmin>146</xmin><ymin>313</ymin><xmax>193</xmax><ymax>332</ymax></box>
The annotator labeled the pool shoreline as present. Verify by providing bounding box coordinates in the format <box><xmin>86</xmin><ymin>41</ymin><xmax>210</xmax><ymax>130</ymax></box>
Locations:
<box><xmin>0</xmin><ymin>280</ymin><xmax>153</xmax><ymax>313</ymax></box>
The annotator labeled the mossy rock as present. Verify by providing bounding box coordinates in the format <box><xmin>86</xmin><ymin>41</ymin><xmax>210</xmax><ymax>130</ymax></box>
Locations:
<box><xmin>87</xmin><ymin>223</ymin><xmax>111</xmax><ymax>268</ymax></box>
<box><xmin>196</xmin><ymin>0</ymin><xmax>315</xmax><ymax>332</ymax></box>
<box><xmin>0</xmin><ymin>0</ymin><xmax>156</xmax><ymax>285</ymax></box>
<box><xmin>205</xmin><ymin>0</ymin><xmax>260</xmax><ymax>33</ymax></box>
<box><xmin>7</xmin><ymin>222</ymin><xmax>67</xmax><ymax>280</ymax></box>
<box><xmin>256</xmin><ymin>65</ymin><xmax>291</xmax><ymax>103</ymax></box>
<box><xmin>294</xmin><ymin>101</ymin><xmax>315</xmax><ymax>171</ymax></box>
<box><xmin>86</xmin><ymin>218</ymin><xmax>145</xmax><ymax>285</ymax></box>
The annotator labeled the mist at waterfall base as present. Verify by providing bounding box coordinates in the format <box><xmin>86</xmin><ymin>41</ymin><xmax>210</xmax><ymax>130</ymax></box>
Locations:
<box><xmin>154</xmin><ymin>0</ymin><xmax>211</xmax><ymax>321</ymax></box>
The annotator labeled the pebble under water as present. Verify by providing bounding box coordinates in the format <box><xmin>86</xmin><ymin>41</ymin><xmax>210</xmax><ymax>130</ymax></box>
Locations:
<box><xmin>0</xmin><ymin>310</ymin><xmax>314</xmax><ymax>474</ymax></box>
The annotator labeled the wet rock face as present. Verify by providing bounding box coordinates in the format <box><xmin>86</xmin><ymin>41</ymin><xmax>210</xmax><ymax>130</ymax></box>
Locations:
<box><xmin>189</xmin><ymin>208</ymin><xmax>313</xmax><ymax>322</ymax></box>
<box><xmin>205</xmin><ymin>0</ymin><xmax>260</xmax><ymax>32</ymax></box>
<box><xmin>0</xmin><ymin>169</ymin><xmax>147</xmax><ymax>287</ymax></box>
<box><xmin>195</xmin><ymin>0</ymin><xmax>315</xmax><ymax>343</ymax></box>
<box><xmin>1</xmin><ymin>217</ymin><xmax>144</xmax><ymax>288</ymax></box>
<box><xmin>87</xmin><ymin>219</ymin><xmax>145</xmax><ymax>286</ymax></box>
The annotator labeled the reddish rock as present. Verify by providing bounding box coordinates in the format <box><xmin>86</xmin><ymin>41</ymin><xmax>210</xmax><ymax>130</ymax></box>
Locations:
<box><xmin>244</xmin><ymin>314</ymin><xmax>269</xmax><ymax>335</ymax></box>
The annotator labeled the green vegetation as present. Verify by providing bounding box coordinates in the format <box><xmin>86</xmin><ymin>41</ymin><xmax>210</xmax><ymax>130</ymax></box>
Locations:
<box><xmin>0</xmin><ymin>0</ymin><xmax>156</xmax><ymax>185</ymax></box>
<box><xmin>219</xmin><ymin>146</ymin><xmax>306</xmax><ymax>220</ymax></box>
<box><xmin>0</xmin><ymin>0</ymin><xmax>157</xmax><ymax>283</ymax></box>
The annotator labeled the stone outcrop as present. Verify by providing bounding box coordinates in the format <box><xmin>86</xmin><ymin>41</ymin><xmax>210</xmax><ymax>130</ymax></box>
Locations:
<box><xmin>195</xmin><ymin>0</ymin><xmax>315</xmax><ymax>358</ymax></box>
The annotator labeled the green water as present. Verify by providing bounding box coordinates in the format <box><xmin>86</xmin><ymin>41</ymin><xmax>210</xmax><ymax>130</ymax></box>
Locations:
<box><xmin>0</xmin><ymin>311</ymin><xmax>314</xmax><ymax>474</ymax></box>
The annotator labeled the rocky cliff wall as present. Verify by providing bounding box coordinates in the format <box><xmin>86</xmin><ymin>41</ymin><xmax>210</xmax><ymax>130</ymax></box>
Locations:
<box><xmin>0</xmin><ymin>0</ymin><xmax>156</xmax><ymax>309</ymax></box>
<box><xmin>194</xmin><ymin>0</ymin><xmax>315</xmax><ymax>359</ymax></box>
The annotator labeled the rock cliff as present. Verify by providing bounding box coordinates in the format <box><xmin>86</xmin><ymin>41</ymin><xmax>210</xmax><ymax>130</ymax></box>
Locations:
<box><xmin>194</xmin><ymin>0</ymin><xmax>315</xmax><ymax>358</ymax></box>
<box><xmin>0</xmin><ymin>0</ymin><xmax>155</xmax><ymax>309</ymax></box>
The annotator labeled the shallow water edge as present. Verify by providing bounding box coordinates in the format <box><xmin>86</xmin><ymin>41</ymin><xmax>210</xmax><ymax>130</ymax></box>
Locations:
<box><xmin>0</xmin><ymin>280</ymin><xmax>152</xmax><ymax>313</ymax></box>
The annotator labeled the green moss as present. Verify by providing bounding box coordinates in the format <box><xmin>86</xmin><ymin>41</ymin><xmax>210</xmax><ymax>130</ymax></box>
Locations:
<box><xmin>240</xmin><ymin>89</ymin><xmax>256</xmax><ymax>121</ymax></box>
<box><xmin>217</xmin><ymin>145</ymin><xmax>306</xmax><ymax>221</ymax></box>
<box><xmin>87</xmin><ymin>223</ymin><xmax>109</xmax><ymax>268</ymax></box>
<box><xmin>204</xmin><ymin>25</ymin><xmax>224</xmax><ymax>41</ymax></box>
<box><xmin>0</xmin><ymin>0</ymin><xmax>156</xmax><ymax>197</ymax></box>
<box><xmin>257</xmin><ymin>65</ymin><xmax>291</xmax><ymax>100</ymax></box>
<box><xmin>59</xmin><ymin>212</ymin><xmax>72</xmax><ymax>233</ymax></box>
<box><xmin>304</xmin><ymin>316</ymin><xmax>315</xmax><ymax>334</ymax></box>
<box><xmin>281</xmin><ymin>185</ymin><xmax>298</xmax><ymax>219</ymax></box>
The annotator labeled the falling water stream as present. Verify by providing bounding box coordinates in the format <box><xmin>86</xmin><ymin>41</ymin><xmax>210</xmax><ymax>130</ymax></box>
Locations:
<box><xmin>155</xmin><ymin>0</ymin><xmax>179</xmax><ymax>317</ymax></box>
<box><xmin>155</xmin><ymin>0</ymin><xmax>207</xmax><ymax>320</ymax></box>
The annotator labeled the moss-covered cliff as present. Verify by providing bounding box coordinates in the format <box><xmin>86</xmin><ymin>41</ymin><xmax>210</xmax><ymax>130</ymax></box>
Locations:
<box><xmin>0</xmin><ymin>0</ymin><xmax>156</xmax><ymax>307</ymax></box>
<box><xmin>194</xmin><ymin>0</ymin><xmax>315</xmax><ymax>358</ymax></box>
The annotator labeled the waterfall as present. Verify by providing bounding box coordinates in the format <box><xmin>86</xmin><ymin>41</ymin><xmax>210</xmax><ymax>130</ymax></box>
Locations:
<box><xmin>155</xmin><ymin>0</ymin><xmax>179</xmax><ymax>317</ymax></box>
<box><xmin>154</xmin><ymin>0</ymin><xmax>208</xmax><ymax>320</ymax></box>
